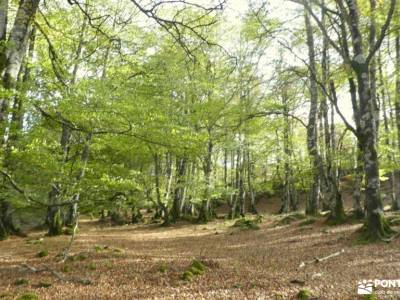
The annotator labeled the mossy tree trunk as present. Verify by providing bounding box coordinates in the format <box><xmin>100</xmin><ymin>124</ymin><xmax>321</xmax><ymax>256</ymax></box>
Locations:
<box><xmin>46</xmin><ymin>206</ymin><xmax>63</xmax><ymax>236</ymax></box>
<box><xmin>345</xmin><ymin>0</ymin><xmax>395</xmax><ymax>240</ymax></box>
<box><xmin>0</xmin><ymin>199</ymin><xmax>18</xmax><ymax>239</ymax></box>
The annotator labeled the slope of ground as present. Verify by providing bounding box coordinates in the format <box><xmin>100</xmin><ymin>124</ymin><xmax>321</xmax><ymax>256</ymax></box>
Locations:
<box><xmin>1</xmin><ymin>210</ymin><xmax>400</xmax><ymax>299</ymax></box>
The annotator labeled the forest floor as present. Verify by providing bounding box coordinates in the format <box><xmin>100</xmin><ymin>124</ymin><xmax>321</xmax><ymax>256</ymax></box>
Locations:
<box><xmin>1</xmin><ymin>198</ymin><xmax>400</xmax><ymax>299</ymax></box>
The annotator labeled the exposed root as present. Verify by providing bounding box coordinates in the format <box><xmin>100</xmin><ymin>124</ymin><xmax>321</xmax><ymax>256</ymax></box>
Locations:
<box><xmin>21</xmin><ymin>264</ymin><xmax>91</xmax><ymax>285</ymax></box>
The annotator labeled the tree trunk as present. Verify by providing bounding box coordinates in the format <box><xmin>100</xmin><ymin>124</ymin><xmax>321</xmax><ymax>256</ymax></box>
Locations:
<box><xmin>0</xmin><ymin>0</ymin><xmax>40</xmax><ymax>124</ymax></box>
<box><xmin>0</xmin><ymin>0</ymin><xmax>8</xmax><ymax>72</ymax></box>
<box><xmin>171</xmin><ymin>157</ymin><xmax>186</xmax><ymax>222</ymax></box>
<box><xmin>346</xmin><ymin>0</ymin><xmax>394</xmax><ymax>240</ymax></box>
<box><xmin>393</xmin><ymin>33</ymin><xmax>400</xmax><ymax>210</ymax></box>
<box><xmin>198</xmin><ymin>139</ymin><xmax>213</xmax><ymax>223</ymax></box>
<box><xmin>304</xmin><ymin>8</ymin><xmax>320</xmax><ymax>216</ymax></box>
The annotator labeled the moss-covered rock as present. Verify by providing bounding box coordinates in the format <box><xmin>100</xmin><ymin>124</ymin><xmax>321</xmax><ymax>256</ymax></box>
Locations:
<box><xmin>94</xmin><ymin>245</ymin><xmax>106</xmax><ymax>252</ymax></box>
<box><xmin>37</xmin><ymin>250</ymin><xmax>48</xmax><ymax>258</ymax></box>
<box><xmin>158</xmin><ymin>264</ymin><xmax>167</xmax><ymax>273</ymax></box>
<box><xmin>14</xmin><ymin>278</ymin><xmax>29</xmax><ymax>286</ymax></box>
<box><xmin>38</xmin><ymin>281</ymin><xmax>52</xmax><ymax>288</ymax></box>
<box><xmin>296</xmin><ymin>289</ymin><xmax>312</xmax><ymax>299</ymax></box>
<box><xmin>181</xmin><ymin>270</ymin><xmax>193</xmax><ymax>281</ymax></box>
<box><xmin>68</xmin><ymin>252</ymin><xmax>89</xmax><ymax>261</ymax></box>
<box><xmin>190</xmin><ymin>260</ymin><xmax>205</xmax><ymax>272</ymax></box>
<box><xmin>232</xmin><ymin>218</ymin><xmax>260</xmax><ymax>230</ymax></box>
<box><xmin>17</xmin><ymin>293</ymin><xmax>38</xmax><ymax>300</ymax></box>
<box><xmin>189</xmin><ymin>266</ymin><xmax>204</xmax><ymax>275</ymax></box>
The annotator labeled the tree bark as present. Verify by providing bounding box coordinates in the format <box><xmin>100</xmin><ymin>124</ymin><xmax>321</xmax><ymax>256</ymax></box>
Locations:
<box><xmin>304</xmin><ymin>7</ymin><xmax>320</xmax><ymax>216</ymax></box>
<box><xmin>0</xmin><ymin>0</ymin><xmax>40</xmax><ymax>123</ymax></box>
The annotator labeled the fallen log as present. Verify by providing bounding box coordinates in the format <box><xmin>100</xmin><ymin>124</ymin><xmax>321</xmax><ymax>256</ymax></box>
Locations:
<box><xmin>299</xmin><ymin>249</ymin><xmax>344</xmax><ymax>268</ymax></box>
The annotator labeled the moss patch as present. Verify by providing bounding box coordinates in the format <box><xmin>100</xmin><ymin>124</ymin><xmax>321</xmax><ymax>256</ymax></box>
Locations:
<box><xmin>17</xmin><ymin>293</ymin><xmax>38</xmax><ymax>300</ymax></box>
<box><xmin>158</xmin><ymin>264</ymin><xmax>167</xmax><ymax>273</ymax></box>
<box><xmin>299</xmin><ymin>218</ymin><xmax>316</xmax><ymax>227</ymax></box>
<box><xmin>14</xmin><ymin>278</ymin><xmax>29</xmax><ymax>286</ymax></box>
<box><xmin>38</xmin><ymin>281</ymin><xmax>52</xmax><ymax>288</ymax></box>
<box><xmin>181</xmin><ymin>270</ymin><xmax>193</xmax><ymax>281</ymax></box>
<box><xmin>232</xmin><ymin>218</ymin><xmax>260</xmax><ymax>230</ymax></box>
<box><xmin>296</xmin><ymin>289</ymin><xmax>312</xmax><ymax>299</ymax></box>
<box><xmin>181</xmin><ymin>259</ymin><xmax>206</xmax><ymax>281</ymax></box>
<box><xmin>276</xmin><ymin>213</ymin><xmax>306</xmax><ymax>226</ymax></box>
<box><xmin>87</xmin><ymin>262</ymin><xmax>96</xmax><ymax>270</ymax></box>
<box><xmin>37</xmin><ymin>250</ymin><xmax>48</xmax><ymax>258</ymax></box>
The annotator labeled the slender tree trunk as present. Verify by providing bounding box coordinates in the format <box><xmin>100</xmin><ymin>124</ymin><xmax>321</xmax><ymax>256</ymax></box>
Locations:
<box><xmin>0</xmin><ymin>0</ymin><xmax>8</xmax><ymax>73</ymax></box>
<box><xmin>198</xmin><ymin>139</ymin><xmax>213</xmax><ymax>223</ymax></box>
<box><xmin>304</xmin><ymin>8</ymin><xmax>320</xmax><ymax>216</ymax></box>
<box><xmin>65</xmin><ymin>133</ymin><xmax>92</xmax><ymax>227</ymax></box>
<box><xmin>171</xmin><ymin>157</ymin><xmax>186</xmax><ymax>222</ymax></box>
<box><xmin>393</xmin><ymin>33</ymin><xmax>400</xmax><ymax>210</ymax></box>
<box><xmin>153</xmin><ymin>153</ymin><xmax>169</xmax><ymax>225</ymax></box>
<box><xmin>247</xmin><ymin>150</ymin><xmax>257</xmax><ymax>214</ymax></box>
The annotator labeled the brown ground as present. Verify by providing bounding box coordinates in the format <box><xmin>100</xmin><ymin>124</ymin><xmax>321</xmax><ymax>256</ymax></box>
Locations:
<box><xmin>1</xmin><ymin>197</ymin><xmax>400</xmax><ymax>299</ymax></box>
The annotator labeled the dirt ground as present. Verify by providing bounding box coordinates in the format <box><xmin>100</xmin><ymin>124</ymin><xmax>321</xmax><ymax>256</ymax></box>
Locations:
<box><xmin>1</xmin><ymin>198</ymin><xmax>400</xmax><ymax>299</ymax></box>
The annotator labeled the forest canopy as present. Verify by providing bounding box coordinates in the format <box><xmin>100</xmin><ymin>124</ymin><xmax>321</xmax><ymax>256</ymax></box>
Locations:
<box><xmin>0</xmin><ymin>0</ymin><xmax>399</xmax><ymax>245</ymax></box>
